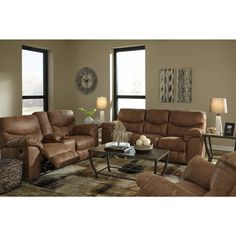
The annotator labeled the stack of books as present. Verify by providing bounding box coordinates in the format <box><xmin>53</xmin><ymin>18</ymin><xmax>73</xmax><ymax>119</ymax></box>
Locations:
<box><xmin>104</xmin><ymin>142</ymin><xmax>132</xmax><ymax>152</ymax></box>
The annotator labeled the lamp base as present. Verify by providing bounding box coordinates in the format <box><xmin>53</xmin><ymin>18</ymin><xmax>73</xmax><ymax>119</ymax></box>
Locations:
<box><xmin>215</xmin><ymin>115</ymin><xmax>223</xmax><ymax>135</ymax></box>
<box><xmin>100</xmin><ymin>110</ymin><xmax>105</xmax><ymax>124</ymax></box>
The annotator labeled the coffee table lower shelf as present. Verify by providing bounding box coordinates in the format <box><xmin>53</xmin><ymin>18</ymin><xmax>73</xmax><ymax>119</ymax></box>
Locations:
<box><xmin>89</xmin><ymin>145</ymin><xmax>169</xmax><ymax>181</ymax></box>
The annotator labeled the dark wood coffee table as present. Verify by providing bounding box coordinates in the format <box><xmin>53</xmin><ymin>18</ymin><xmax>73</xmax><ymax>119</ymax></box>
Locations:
<box><xmin>88</xmin><ymin>144</ymin><xmax>169</xmax><ymax>181</ymax></box>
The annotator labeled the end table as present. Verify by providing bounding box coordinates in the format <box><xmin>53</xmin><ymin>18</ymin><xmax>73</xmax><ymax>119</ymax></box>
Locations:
<box><xmin>203</xmin><ymin>133</ymin><xmax>236</xmax><ymax>162</ymax></box>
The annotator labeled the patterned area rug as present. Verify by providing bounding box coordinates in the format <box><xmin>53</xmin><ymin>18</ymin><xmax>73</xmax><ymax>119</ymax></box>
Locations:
<box><xmin>2</xmin><ymin>155</ymin><xmax>189</xmax><ymax>196</ymax></box>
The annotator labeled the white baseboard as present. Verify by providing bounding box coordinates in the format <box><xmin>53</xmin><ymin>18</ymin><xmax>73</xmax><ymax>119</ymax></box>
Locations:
<box><xmin>212</xmin><ymin>145</ymin><xmax>234</xmax><ymax>152</ymax></box>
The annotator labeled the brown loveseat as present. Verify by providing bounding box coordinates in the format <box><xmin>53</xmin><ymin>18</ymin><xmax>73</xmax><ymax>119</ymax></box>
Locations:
<box><xmin>102</xmin><ymin>109</ymin><xmax>206</xmax><ymax>164</ymax></box>
<box><xmin>0</xmin><ymin>110</ymin><xmax>98</xmax><ymax>181</ymax></box>
<box><xmin>136</xmin><ymin>152</ymin><xmax>236</xmax><ymax>196</ymax></box>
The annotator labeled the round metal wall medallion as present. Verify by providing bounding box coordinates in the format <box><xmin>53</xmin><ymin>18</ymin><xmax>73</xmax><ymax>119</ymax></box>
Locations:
<box><xmin>76</xmin><ymin>67</ymin><xmax>97</xmax><ymax>94</ymax></box>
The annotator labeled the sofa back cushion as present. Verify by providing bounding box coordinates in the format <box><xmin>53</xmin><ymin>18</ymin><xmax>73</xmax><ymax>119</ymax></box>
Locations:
<box><xmin>33</xmin><ymin>111</ymin><xmax>54</xmax><ymax>136</ymax></box>
<box><xmin>167</xmin><ymin>110</ymin><xmax>206</xmax><ymax>137</ymax></box>
<box><xmin>143</xmin><ymin>109</ymin><xmax>170</xmax><ymax>136</ymax></box>
<box><xmin>0</xmin><ymin>115</ymin><xmax>43</xmax><ymax>147</ymax></box>
<box><xmin>117</xmin><ymin>109</ymin><xmax>146</xmax><ymax>134</ymax></box>
<box><xmin>48</xmin><ymin>110</ymin><xmax>75</xmax><ymax>136</ymax></box>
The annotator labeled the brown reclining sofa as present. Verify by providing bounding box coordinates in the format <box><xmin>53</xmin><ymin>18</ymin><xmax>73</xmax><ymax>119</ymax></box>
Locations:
<box><xmin>0</xmin><ymin>110</ymin><xmax>98</xmax><ymax>181</ymax></box>
<box><xmin>102</xmin><ymin>109</ymin><xmax>206</xmax><ymax>164</ymax></box>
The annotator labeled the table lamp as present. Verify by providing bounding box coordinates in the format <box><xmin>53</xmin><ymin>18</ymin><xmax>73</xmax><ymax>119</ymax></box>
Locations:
<box><xmin>96</xmin><ymin>96</ymin><xmax>108</xmax><ymax>123</ymax></box>
<box><xmin>209</xmin><ymin>98</ymin><xmax>228</xmax><ymax>135</ymax></box>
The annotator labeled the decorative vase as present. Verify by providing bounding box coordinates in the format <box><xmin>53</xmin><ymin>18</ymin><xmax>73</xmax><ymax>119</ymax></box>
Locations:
<box><xmin>93</xmin><ymin>117</ymin><xmax>100</xmax><ymax>125</ymax></box>
<box><xmin>84</xmin><ymin>116</ymin><xmax>94</xmax><ymax>124</ymax></box>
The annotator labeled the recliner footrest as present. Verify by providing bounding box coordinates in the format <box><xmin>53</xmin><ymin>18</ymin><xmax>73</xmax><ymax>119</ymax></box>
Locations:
<box><xmin>47</xmin><ymin>151</ymin><xmax>79</xmax><ymax>169</ymax></box>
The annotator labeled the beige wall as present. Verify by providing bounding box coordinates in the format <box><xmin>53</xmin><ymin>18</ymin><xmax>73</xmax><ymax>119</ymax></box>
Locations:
<box><xmin>1</xmin><ymin>40</ymin><xmax>236</xmax><ymax>149</ymax></box>
<box><xmin>0</xmin><ymin>40</ymin><xmax>71</xmax><ymax>117</ymax></box>
<box><xmin>68</xmin><ymin>40</ymin><xmax>236</xmax><ymax>148</ymax></box>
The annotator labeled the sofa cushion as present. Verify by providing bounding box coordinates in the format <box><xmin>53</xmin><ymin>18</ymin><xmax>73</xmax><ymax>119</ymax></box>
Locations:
<box><xmin>167</xmin><ymin>110</ymin><xmax>206</xmax><ymax>137</ymax></box>
<box><xmin>118</xmin><ymin>109</ymin><xmax>146</xmax><ymax>134</ymax></box>
<box><xmin>143</xmin><ymin>109</ymin><xmax>169</xmax><ymax>136</ymax></box>
<box><xmin>49</xmin><ymin>151</ymin><xmax>79</xmax><ymax>169</ymax></box>
<box><xmin>158</xmin><ymin>137</ymin><xmax>186</xmax><ymax>152</ymax></box>
<box><xmin>136</xmin><ymin>173</ymin><xmax>195</xmax><ymax>196</ymax></box>
<box><xmin>41</xmin><ymin>143</ymin><xmax>71</xmax><ymax>158</ymax></box>
<box><xmin>177</xmin><ymin>180</ymin><xmax>207</xmax><ymax>196</ymax></box>
<box><xmin>48</xmin><ymin>110</ymin><xmax>75</xmax><ymax>136</ymax></box>
<box><xmin>0</xmin><ymin>115</ymin><xmax>43</xmax><ymax>146</ymax></box>
<box><xmin>62</xmin><ymin>137</ymin><xmax>76</xmax><ymax>152</ymax></box>
<box><xmin>33</xmin><ymin>111</ymin><xmax>54</xmax><ymax>136</ymax></box>
<box><xmin>70</xmin><ymin>135</ymin><xmax>95</xmax><ymax>150</ymax></box>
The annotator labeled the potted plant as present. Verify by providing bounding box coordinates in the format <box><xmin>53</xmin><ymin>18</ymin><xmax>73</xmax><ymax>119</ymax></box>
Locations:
<box><xmin>78</xmin><ymin>108</ymin><xmax>96</xmax><ymax>124</ymax></box>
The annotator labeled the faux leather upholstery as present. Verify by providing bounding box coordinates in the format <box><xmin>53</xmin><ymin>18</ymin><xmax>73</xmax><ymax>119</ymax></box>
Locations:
<box><xmin>143</xmin><ymin>109</ymin><xmax>169</xmax><ymax>136</ymax></box>
<box><xmin>158</xmin><ymin>137</ymin><xmax>186</xmax><ymax>152</ymax></box>
<box><xmin>0</xmin><ymin>115</ymin><xmax>43</xmax><ymax>145</ymax></box>
<box><xmin>167</xmin><ymin>110</ymin><xmax>206</xmax><ymax>137</ymax></box>
<box><xmin>137</xmin><ymin>173</ymin><xmax>195</xmax><ymax>196</ymax></box>
<box><xmin>48</xmin><ymin>110</ymin><xmax>75</xmax><ymax>136</ymax></box>
<box><xmin>70</xmin><ymin>135</ymin><xmax>95</xmax><ymax>150</ymax></box>
<box><xmin>205</xmin><ymin>152</ymin><xmax>236</xmax><ymax>196</ymax></box>
<box><xmin>118</xmin><ymin>109</ymin><xmax>146</xmax><ymax>134</ymax></box>
<box><xmin>34</xmin><ymin>111</ymin><xmax>54</xmax><ymax>136</ymax></box>
<box><xmin>35</xmin><ymin>110</ymin><xmax>98</xmax><ymax>158</ymax></box>
<box><xmin>158</xmin><ymin>137</ymin><xmax>187</xmax><ymax>163</ymax></box>
<box><xmin>102</xmin><ymin>109</ymin><xmax>206</xmax><ymax>164</ymax></box>
<box><xmin>136</xmin><ymin>154</ymin><xmax>236</xmax><ymax>196</ymax></box>
<box><xmin>0</xmin><ymin>110</ymin><xmax>98</xmax><ymax>181</ymax></box>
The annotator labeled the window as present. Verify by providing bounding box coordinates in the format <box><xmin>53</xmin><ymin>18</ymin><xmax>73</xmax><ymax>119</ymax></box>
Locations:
<box><xmin>114</xmin><ymin>46</ymin><xmax>145</xmax><ymax>119</ymax></box>
<box><xmin>22</xmin><ymin>46</ymin><xmax>48</xmax><ymax>115</ymax></box>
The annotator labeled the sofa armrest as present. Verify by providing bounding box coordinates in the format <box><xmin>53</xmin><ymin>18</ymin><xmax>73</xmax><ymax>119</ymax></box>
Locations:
<box><xmin>184</xmin><ymin>128</ymin><xmax>205</xmax><ymax>141</ymax></box>
<box><xmin>5</xmin><ymin>136</ymin><xmax>43</xmax><ymax>150</ymax></box>
<box><xmin>101</xmin><ymin>122</ymin><xmax>115</xmax><ymax>144</ymax></box>
<box><xmin>73</xmin><ymin>124</ymin><xmax>98</xmax><ymax>137</ymax></box>
<box><xmin>43</xmin><ymin>133</ymin><xmax>64</xmax><ymax>143</ymax></box>
<box><xmin>136</xmin><ymin>172</ymin><xmax>195</xmax><ymax>196</ymax></box>
<box><xmin>183</xmin><ymin>155</ymin><xmax>215</xmax><ymax>190</ymax></box>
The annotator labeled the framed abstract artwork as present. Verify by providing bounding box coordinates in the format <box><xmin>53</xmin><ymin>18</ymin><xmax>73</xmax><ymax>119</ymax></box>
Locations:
<box><xmin>176</xmin><ymin>68</ymin><xmax>192</xmax><ymax>103</ymax></box>
<box><xmin>160</xmin><ymin>68</ymin><xmax>175</xmax><ymax>103</ymax></box>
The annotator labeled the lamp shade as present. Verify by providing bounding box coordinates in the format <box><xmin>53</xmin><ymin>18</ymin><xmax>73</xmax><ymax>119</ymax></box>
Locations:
<box><xmin>209</xmin><ymin>98</ymin><xmax>228</xmax><ymax>114</ymax></box>
<box><xmin>96</xmin><ymin>97</ymin><xmax>107</xmax><ymax>110</ymax></box>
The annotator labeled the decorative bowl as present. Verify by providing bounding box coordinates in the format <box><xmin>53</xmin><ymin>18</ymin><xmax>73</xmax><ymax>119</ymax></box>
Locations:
<box><xmin>134</xmin><ymin>144</ymin><xmax>153</xmax><ymax>153</ymax></box>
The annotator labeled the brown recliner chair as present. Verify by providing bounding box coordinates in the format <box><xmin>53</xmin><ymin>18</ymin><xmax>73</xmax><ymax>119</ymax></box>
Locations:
<box><xmin>136</xmin><ymin>152</ymin><xmax>236</xmax><ymax>196</ymax></box>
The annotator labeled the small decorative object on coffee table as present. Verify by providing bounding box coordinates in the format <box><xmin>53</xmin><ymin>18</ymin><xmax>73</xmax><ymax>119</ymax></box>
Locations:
<box><xmin>104</xmin><ymin>142</ymin><xmax>132</xmax><ymax>152</ymax></box>
<box><xmin>134</xmin><ymin>135</ymin><xmax>153</xmax><ymax>153</ymax></box>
